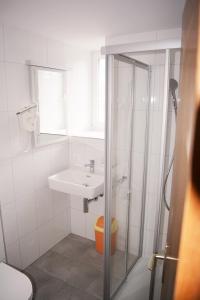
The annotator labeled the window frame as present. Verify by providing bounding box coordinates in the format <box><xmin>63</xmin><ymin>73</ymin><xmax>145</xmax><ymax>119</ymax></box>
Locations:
<box><xmin>30</xmin><ymin>65</ymin><xmax>68</xmax><ymax>147</ymax></box>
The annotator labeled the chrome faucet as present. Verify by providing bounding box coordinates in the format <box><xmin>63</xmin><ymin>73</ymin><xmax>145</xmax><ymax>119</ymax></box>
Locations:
<box><xmin>85</xmin><ymin>160</ymin><xmax>95</xmax><ymax>173</ymax></box>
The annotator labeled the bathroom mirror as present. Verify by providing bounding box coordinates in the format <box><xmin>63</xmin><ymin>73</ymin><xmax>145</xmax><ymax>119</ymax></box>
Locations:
<box><xmin>30</xmin><ymin>65</ymin><xmax>68</xmax><ymax>147</ymax></box>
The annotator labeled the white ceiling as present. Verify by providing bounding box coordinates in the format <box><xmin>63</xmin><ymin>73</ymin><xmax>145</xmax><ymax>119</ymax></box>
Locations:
<box><xmin>0</xmin><ymin>0</ymin><xmax>185</xmax><ymax>49</ymax></box>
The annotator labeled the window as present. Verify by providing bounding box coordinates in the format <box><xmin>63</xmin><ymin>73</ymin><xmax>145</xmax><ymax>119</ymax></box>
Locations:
<box><xmin>30</xmin><ymin>66</ymin><xmax>67</xmax><ymax>147</ymax></box>
<box><xmin>37</xmin><ymin>69</ymin><xmax>66</xmax><ymax>135</ymax></box>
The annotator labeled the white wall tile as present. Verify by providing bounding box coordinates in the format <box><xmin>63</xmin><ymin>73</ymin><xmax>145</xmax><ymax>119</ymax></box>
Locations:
<box><xmin>86</xmin><ymin>213</ymin><xmax>98</xmax><ymax>241</ymax></box>
<box><xmin>6</xmin><ymin>240</ymin><xmax>22</xmax><ymax>269</ymax></box>
<box><xmin>71</xmin><ymin>209</ymin><xmax>86</xmax><ymax>237</ymax></box>
<box><xmin>147</xmin><ymin>154</ymin><xmax>160</xmax><ymax>195</ymax></box>
<box><xmin>0</xmin><ymin>25</ymin><xmax>4</xmax><ymax>61</ymax></box>
<box><xmin>129</xmin><ymin>52</ymin><xmax>156</xmax><ymax>66</ymax></box>
<box><xmin>149</xmin><ymin>111</ymin><xmax>163</xmax><ymax>155</ymax></box>
<box><xmin>144</xmin><ymin>193</ymin><xmax>157</xmax><ymax>231</ymax></box>
<box><xmin>0</xmin><ymin>160</ymin><xmax>14</xmax><ymax>206</ymax></box>
<box><xmin>115</xmin><ymin>188</ymin><xmax>128</xmax><ymax>226</ymax></box>
<box><xmin>20</xmin><ymin>230</ymin><xmax>39</xmax><ymax>269</ymax></box>
<box><xmin>33</xmin><ymin>147</ymin><xmax>52</xmax><ymax>189</ymax></box>
<box><xmin>170</xmin><ymin>49</ymin><xmax>181</xmax><ymax>66</ymax></box>
<box><xmin>116</xmin><ymin>222</ymin><xmax>126</xmax><ymax>251</ymax></box>
<box><xmin>8</xmin><ymin>112</ymin><xmax>29</xmax><ymax>157</ymax></box>
<box><xmin>128</xmin><ymin>226</ymin><xmax>140</xmax><ymax>255</ymax></box>
<box><xmin>29</xmin><ymin>33</ymin><xmax>47</xmax><ymax>66</ymax></box>
<box><xmin>47</xmin><ymin>39</ymin><xmax>66</xmax><ymax>69</ymax></box>
<box><xmin>83</xmin><ymin>142</ymin><xmax>104</xmax><ymax>167</ymax></box>
<box><xmin>165</xmin><ymin>111</ymin><xmax>176</xmax><ymax>156</ymax></box>
<box><xmin>89</xmin><ymin>195</ymin><xmax>104</xmax><ymax>215</ymax></box>
<box><xmin>1</xmin><ymin>202</ymin><xmax>18</xmax><ymax>245</ymax></box>
<box><xmin>70</xmin><ymin>195</ymin><xmax>83</xmax><ymax>210</ymax></box>
<box><xmin>69</xmin><ymin>139</ymin><xmax>86</xmax><ymax>167</ymax></box>
<box><xmin>132</xmin><ymin>110</ymin><xmax>147</xmax><ymax>154</ymax></box>
<box><xmin>38</xmin><ymin>221</ymin><xmax>55</xmax><ymax>256</ymax></box>
<box><xmin>4</xmin><ymin>26</ymin><xmax>30</xmax><ymax>64</ymax></box>
<box><xmin>5</xmin><ymin>63</ymin><xmax>31</xmax><ymax>112</ymax></box>
<box><xmin>0</xmin><ymin>112</ymin><xmax>11</xmax><ymax>160</ymax></box>
<box><xmin>50</xmin><ymin>143</ymin><xmax>68</xmax><ymax>174</ymax></box>
<box><xmin>131</xmin><ymin>152</ymin><xmax>145</xmax><ymax>191</ymax></box>
<box><xmin>156</xmin><ymin>28</ymin><xmax>182</xmax><ymax>41</ymax></box>
<box><xmin>0</xmin><ymin>62</ymin><xmax>7</xmax><ymax>111</ymax></box>
<box><xmin>0</xmin><ymin>222</ymin><xmax>5</xmax><ymax>261</ymax></box>
<box><xmin>53</xmin><ymin>211</ymin><xmax>70</xmax><ymax>243</ymax></box>
<box><xmin>0</xmin><ymin>25</ymin><xmax>72</xmax><ymax>268</ymax></box>
<box><xmin>35</xmin><ymin>187</ymin><xmax>53</xmax><ymax>227</ymax></box>
<box><xmin>52</xmin><ymin>191</ymin><xmax>69</xmax><ymax>217</ymax></box>
<box><xmin>154</xmin><ymin>51</ymin><xmax>166</xmax><ymax>66</ymax></box>
<box><xmin>12</xmin><ymin>153</ymin><xmax>35</xmax><ymax>197</ymax></box>
<box><xmin>143</xmin><ymin>229</ymin><xmax>154</xmax><ymax>257</ymax></box>
<box><xmin>106</xmin><ymin>30</ymin><xmax>157</xmax><ymax>46</ymax></box>
<box><xmin>151</xmin><ymin>65</ymin><xmax>165</xmax><ymax>111</ymax></box>
<box><xmin>16</xmin><ymin>191</ymin><xmax>37</xmax><ymax>238</ymax></box>
<box><xmin>129</xmin><ymin>190</ymin><xmax>142</xmax><ymax>228</ymax></box>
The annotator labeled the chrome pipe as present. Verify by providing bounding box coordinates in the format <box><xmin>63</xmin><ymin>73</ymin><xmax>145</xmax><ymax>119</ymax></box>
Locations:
<box><xmin>103</xmin><ymin>54</ymin><xmax>114</xmax><ymax>300</ymax></box>
<box><xmin>27</xmin><ymin>63</ymin><xmax>66</xmax><ymax>72</ymax></box>
<box><xmin>115</xmin><ymin>54</ymin><xmax>149</xmax><ymax>70</ymax></box>
<box><xmin>138</xmin><ymin>65</ymin><xmax>151</xmax><ymax>259</ymax></box>
<box><xmin>149</xmin><ymin>49</ymin><xmax>171</xmax><ymax>300</ymax></box>
<box><xmin>16</xmin><ymin>103</ymin><xmax>37</xmax><ymax>116</ymax></box>
<box><xmin>124</xmin><ymin>63</ymin><xmax>135</xmax><ymax>274</ymax></box>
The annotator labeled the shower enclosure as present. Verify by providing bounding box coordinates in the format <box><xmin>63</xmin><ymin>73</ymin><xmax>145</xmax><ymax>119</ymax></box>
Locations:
<box><xmin>104</xmin><ymin>54</ymin><xmax>151</xmax><ymax>298</ymax></box>
<box><xmin>103</xmin><ymin>43</ymin><xmax>181</xmax><ymax>300</ymax></box>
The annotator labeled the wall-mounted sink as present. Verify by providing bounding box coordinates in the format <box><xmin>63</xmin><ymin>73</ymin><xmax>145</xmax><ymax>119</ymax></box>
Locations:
<box><xmin>48</xmin><ymin>168</ymin><xmax>104</xmax><ymax>199</ymax></box>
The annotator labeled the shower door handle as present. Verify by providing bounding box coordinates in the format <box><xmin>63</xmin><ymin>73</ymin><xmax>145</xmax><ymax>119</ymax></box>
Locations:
<box><xmin>148</xmin><ymin>246</ymin><xmax>178</xmax><ymax>283</ymax></box>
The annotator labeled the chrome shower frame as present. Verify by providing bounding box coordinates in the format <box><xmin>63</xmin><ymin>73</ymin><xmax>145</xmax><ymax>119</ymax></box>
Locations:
<box><xmin>104</xmin><ymin>53</ymin><xmax>151</xmax><ymax>300</ymax></box>
<box><xmin>103</xmin><ymin>39</ymin><xmax>181</xmax><ymax>300</ymax></box>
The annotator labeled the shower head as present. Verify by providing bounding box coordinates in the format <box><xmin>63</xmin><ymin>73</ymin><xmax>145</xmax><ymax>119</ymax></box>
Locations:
<box><xmin>169</xmin><ymin>78</ymin><xmax>178</xmax><ymax>116</ymax></box>
<box><xmin>169</xmin><ymin>78</ymin><xmax>178</xmax><ymax>100</ymax></box>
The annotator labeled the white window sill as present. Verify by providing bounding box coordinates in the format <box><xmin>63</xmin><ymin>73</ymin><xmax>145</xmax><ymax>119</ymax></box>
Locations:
<box><xmin>68</xmin><ymin>130</ymin><xmax>104</xmax><ymax>140</ymax></box>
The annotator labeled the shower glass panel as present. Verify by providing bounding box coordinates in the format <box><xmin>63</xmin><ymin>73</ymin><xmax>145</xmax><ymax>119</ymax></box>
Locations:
<box><xmin>104</xmin><ymin>54</ymin><xmax>150</xmax><ymax>299</ymax></box>
<box><xmin>151</xmin><ymin>49</ymin><xmax>181</xmax><ymax>300</ymax></box>
<box><xmin>127</xmin><ymin>65</ymin><xmax>149</xmax><ymax>270</ymax></box>
<box><xmin>110</xmin><ymin>57</ymin><xmax>133</xmax><ymax>292</ymax></box>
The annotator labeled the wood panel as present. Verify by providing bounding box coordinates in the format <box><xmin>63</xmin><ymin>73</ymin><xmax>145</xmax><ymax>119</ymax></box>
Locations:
<box><xmin>174</xmin><ymin>0</ymin><xmax>200</xmax><ymax>298</ymax></box>
<box><xmin>161</xmin><ymin>0</ymin><xmax>200</xmax><ymax>299</ymax></box>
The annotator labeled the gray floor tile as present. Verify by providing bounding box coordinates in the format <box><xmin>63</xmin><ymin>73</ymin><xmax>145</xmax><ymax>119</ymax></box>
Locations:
<box><xmin>86</xmin><ymin>274</ymin><xmax>104</xmax><ymax>299</ymax></box>
<box><xmin>79</xmin><ymin>245</ymin><xmax>104</xmax><ymax>272</ymax></box>
<box><xmin>64</xmin><ymin>261</ymin><xmax>102</xmax><ymax>291</ymax></box>
<box><xmin>111</xmin><ymin>251</ymin><xmax>138</xmax><ymax>279</ymax></box>
<box><xmin>25</xmin><ymin>266</ymin><xmax>65</xmax><ymax>300</ymax></box>
<box><xmin>87</xmin><ymin>275</ymin><xmax>122</xmax><ymax>299</ymax></box>
<box><xmin>51</xmin><ymin>234</ymin><xmax>93</xmax><ymax>259</ymax></box>
<box><xmin>25</xmin><ymin>234</ymin><xmax>129</xmax><ymax>299</ymax></box>
<box><xmin>49</xmin><ymin>285</ymin><xmax>99</xmax><ymax>300</ymax></box>
<box><xmin>33</xmin><ymin>251</ymin><xmax>74</xmax><ymax>282</ymax></box>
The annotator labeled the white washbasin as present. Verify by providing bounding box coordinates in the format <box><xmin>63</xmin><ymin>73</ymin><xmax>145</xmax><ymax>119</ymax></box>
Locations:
<box><xmin>48</xmin><ymin>168</ymin><xmax>104</xmax><ymax>199</ymax></box>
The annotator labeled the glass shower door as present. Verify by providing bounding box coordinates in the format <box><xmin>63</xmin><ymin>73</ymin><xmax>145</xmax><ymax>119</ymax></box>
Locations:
<box><xmin>104</xmin><ymin>54</ymin><xmax>150</xmax><ymax>299</ymax></box>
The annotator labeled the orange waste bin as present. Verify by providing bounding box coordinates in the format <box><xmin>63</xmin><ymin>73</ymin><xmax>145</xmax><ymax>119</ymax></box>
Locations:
<box><xmin>95</xmin><ymin>216</ymin><xmax>118</xmax><ymax>255</ymax></box>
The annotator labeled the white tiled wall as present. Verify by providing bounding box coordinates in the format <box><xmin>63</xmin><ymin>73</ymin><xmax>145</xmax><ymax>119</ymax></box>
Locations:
<box><xmin>0</xmin><ymin>219</ymin><xmax>5</xmax><ymax>262</ymax></box>
<box><xmin>0</xmin><ymin>23</ymin><xmax>180</xmax><ymax>277</ymax></box>
<box><xmin>69</xmin><ymin>137</ymin><xmax>104</xmax><ymax>241</ymax></box>
<box><xmin>0</xmin><ymin>24</ymin><xmax>76</xmax><ymax>269</ymax></box>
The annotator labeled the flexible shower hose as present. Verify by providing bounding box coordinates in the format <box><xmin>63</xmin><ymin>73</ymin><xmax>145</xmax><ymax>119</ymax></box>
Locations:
<box><xmin>163</xmin><ymin>98</ymin><xmax>177</xmax><ymax>211</ymax></box>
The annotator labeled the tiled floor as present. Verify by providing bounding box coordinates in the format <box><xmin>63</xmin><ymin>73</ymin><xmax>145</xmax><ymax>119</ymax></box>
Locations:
<box><xmin>24</xmin><ymin>234</ymin><xmax>137</xmax><ymax>300</ymax></box>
